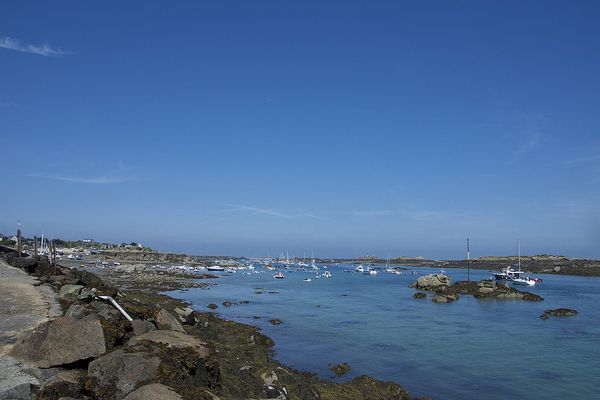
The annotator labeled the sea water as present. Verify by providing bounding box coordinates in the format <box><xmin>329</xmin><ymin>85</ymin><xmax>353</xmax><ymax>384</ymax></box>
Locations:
<box><xmin>170</xmin><ymin>266</ymin><xmax>600</xmax><ymax>400</ymax></box>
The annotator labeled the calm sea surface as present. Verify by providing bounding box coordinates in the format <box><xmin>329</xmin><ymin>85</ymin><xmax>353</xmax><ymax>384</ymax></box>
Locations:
<box><xmin>169</xmin><ymin>265</ymin><xmax>600</xmax><ymax>400</ymax></box>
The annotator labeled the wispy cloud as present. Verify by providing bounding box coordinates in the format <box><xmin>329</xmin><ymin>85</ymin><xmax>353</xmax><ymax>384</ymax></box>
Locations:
<box><xmin>351</xmin><ymin>210</ymin><xmax>392</xmax><ymax>217</ymax></box>
<box><xmin>400</xmin><ymin>208</ymin><xmax>452</xmax><ymax>221</ymax></box>
<box><xmin>514</xmin><ymin>130</ymin><xmax>542</xmax><ymax>157</ymax></box>
<box><xmin>230</xmin><ymin>204</ymin><xmax>293</xmax><ymax>219</ymax></box>
<box><xmin>222</xmin><ymin>205</ymin><xmax>329</xmax><ymax>220</ymax></box>
<box><xmin>512</xmin><ymin>114</ymin><xmax>546</xmax><ymax>158</ymax></box>
<box><xmin>0</xmin><ymin>36</ymin><xmax>69</xmax><ymax>57</ymax></box>
<box><xmin>0</xmin><ymin>100</ymin><xmax>20</xmax><ymax>108</ymax></box>
<box><xmin>564</xmin><ymin>153</ymin><xmax>600</xmax><ymax>166</ymax></box>
<box><xmin>29</xmin><ymin>173</ymin><xmax>132</xmax><ymax>184</ymax></box>
<box><xmin>297</xmin><ymin>212</ymin><xmax>330</xmax><ymax>221</ymax></box>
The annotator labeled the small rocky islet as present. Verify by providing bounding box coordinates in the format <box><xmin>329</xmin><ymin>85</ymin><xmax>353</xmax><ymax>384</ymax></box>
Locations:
<box><xmin>409</xmin><ymin>273</ymin><xmax>544</xmax><ymax>303</ymax></box>
<box><xmin>539</xmin><ymin>308</ymin><xmax>578</xmax><ymax>319</ymax></box>
<box><xmin>0</xmin><ymin>253</ymin><xmax>418</xmax><ymax>400</ymax></box>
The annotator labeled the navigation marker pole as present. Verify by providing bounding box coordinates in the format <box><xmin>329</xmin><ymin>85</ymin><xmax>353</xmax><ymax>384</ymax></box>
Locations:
<box><xmin>467</xmin><ymin>238</ymin><xmax>470</xmax><ymax>282</ymax></box>
<box><xmin>17</xmin><ymin>221</ymin><xmax>22</xmax><ymax>258</ymax></box>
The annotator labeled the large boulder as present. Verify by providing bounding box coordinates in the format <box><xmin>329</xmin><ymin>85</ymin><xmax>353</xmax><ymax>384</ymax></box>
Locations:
<box><xmin>0</xmin><ymin>356</ymin><xmax>39</xmax><ymax>400</ymax></box>
<box><xmin>36</xmin><ymin>369</ymin><xmax>86</xmax><ymax>399</ymax></box>
<box><xmin>131</xmin><ymin>319</ymin><xmax>157</xmax><ymax>336</ymax></box>
<box><xmin>412</xmin><ymin>274</ymin><xmax>451</xmax><ymax>290</ymax></box>
<box><xmin>65</xmin><ymin>303</ymin><xmax>94</xmax><ymax>320</ymax></box>
<box><xmin>155</xmin><ymin>309</ymin><xmax>185</xmax><ymax>333</ymax></box>
<box><xmin>122</xmin><ymin>383</ymin><xmax>183</xmax><ymax>400</ymax></box>
<box><xmin>87</xmin><ymin>349</ymin><xmax>161</xmax><ymax>400</ymax></box>
<box><xmin>477</xmin><ymin>280</ymin><xmax>495</xmax><ymax>294</ymax></box>
<box><xmin>58</xmin><ymin>284</ymin><xmax>85</xmax><ymax>301</ymax></box>
<box><xmin>173</xmin><ymin>307</ymin><xmax>195</xmax><ymax>325</ymax></box>
<box><xmin>10</xmin><ymin>316</ymin><xmax>106</xmax><ymax>368</ymax></box>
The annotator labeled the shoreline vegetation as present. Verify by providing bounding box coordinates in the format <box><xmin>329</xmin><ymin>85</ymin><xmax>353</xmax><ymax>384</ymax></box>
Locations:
<box><xmin>0</xmin><ymin>248</ymin><xmax>422</xmax><ymax>400</ymax></box>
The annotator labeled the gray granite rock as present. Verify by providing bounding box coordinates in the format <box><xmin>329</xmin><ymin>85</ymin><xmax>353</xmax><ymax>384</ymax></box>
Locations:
<box><xmin>10</xmin><ymin>316</ymin><xmax>106</xmax><ymax>368</ymax></box>
<box><xmin>87</xmin><ymin>349</ymin><xmax>160</xmax><ymax>400</ymax></box>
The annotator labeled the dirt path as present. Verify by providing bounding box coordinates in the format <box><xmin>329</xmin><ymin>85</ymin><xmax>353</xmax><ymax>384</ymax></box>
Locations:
<box><xmin>0</xmin><ymin>258</ymin><xmax>61</xmax><ymax>354</ymax></box>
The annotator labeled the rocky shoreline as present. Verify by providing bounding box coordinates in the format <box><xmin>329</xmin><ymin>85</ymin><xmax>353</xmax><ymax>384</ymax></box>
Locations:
<box><xmin>0</xmin><ymin>253</ymin><xmax>425</xmax><ymax>400</ymax></box>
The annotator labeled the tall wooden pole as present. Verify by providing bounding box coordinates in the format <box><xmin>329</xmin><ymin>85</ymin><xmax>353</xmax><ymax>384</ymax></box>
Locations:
<box><xmin>34</xmin><ymin>236</ymin><xmax>38</xmax><ymax>256</ymax></box>
<box><xmin>52</xmin><ymin>240</ymin><xmax>57</xmax><ymax>266</ymax></box>
<box><xmin>467</xmin><ymin>238</ymin><xmax>470</xmax><ymax>282</ymax></box>
<box><xmin>16</xmin><ymin>222</ymin><xmax>22</xmax><ymax>258</ymax></box>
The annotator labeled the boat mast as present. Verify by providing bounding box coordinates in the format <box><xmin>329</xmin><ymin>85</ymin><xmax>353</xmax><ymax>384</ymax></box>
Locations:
<box><xmin>517</xmin><ymin>239</ymin><xmax>521</xmax><ymax>271</ymax></box>
<box><xmin>467</xmin><ymin>238</ymin><xmax>470</xmax><ymax>282</ymax></box>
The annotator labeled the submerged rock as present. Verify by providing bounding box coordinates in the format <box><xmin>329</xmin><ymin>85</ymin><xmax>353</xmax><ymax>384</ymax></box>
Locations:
<box><xmin>269</xmin><ymin>319</ymin><xmax>282</xmax><ymax>325</ymax></box>
<box><xmin>330</xmin><ymin>362</ymin><xmax>351</xmax><ymax>377</ymax></box>
<box><xmin>432</xmin><ymin>293</ymin><xmax>459</xmax><ymax>303</ymax></box>
<box><xmin>541</xmin><ymin>308</ymin><xmax>578</xmax><ymax>318</ymax></box>
<box><xmin>10</xmin><ymin>316</ymin><xmax>106</xmax><ymax>368</ymax></box>
<box><xmin>413</xmin><ymin>292</ymin><xmax>426</xmax><ymax>299</ymax></box>
<box><xmin>207</xmin><ymin>303</ymin><xmax>218</xmax><ymax>310</ymax></box>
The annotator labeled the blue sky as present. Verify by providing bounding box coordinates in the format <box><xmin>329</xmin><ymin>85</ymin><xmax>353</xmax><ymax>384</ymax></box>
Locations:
<box><xmin>1</xmin><ymin>1</ymin><xmax>599</xmax><ymax>259</ymax></box>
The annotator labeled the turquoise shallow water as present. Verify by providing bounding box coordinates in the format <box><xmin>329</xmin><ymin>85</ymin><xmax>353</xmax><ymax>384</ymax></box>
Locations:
<box><xmin>170</xmin><ymin>266</ymin><xmax>600</xmax><ymax>400</ymax></box>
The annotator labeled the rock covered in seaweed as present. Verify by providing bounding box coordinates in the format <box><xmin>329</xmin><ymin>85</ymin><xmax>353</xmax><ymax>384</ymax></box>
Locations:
<box><xmin>540</xmin><ymin>308</ymin><xmax>578</xmax><ymax>319</ymax></box>
<box><xmin>330</xmin><ymin>362</ymin><xmax>352</xmax><ymax>377</ymax></box>
<box><xmin>409</xmin><ymin>278</ymin><xmax>544</xmax><ymax>303</ymax></box>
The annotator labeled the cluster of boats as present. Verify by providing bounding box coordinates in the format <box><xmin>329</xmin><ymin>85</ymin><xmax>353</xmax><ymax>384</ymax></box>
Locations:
<box><xmin>492</xmin><ymin>265</ymin><xmax>542</xmax><ymax>286</ymax></box>
<box><xmin>491</xmin><ymin>241</ymin><xmax>542</xmax><ymax>286</ymax></box>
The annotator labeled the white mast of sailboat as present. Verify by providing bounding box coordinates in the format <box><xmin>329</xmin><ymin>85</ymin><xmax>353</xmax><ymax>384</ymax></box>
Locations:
<box><xmin>517</xmin><ymin>239</ymin><xmax>521</xmax><ymax>272</ymax></box>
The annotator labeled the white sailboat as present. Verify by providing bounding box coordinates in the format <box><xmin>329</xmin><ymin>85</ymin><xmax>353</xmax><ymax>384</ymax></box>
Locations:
<box><xmin>508</xmin><ymin>240</ymin><xmax>536</xmax><ymax>286</ymax></box>
<box><xmin>494</xmin><ymin>240</ymin><xmax>536</xmax><ymax>286</ymax></box>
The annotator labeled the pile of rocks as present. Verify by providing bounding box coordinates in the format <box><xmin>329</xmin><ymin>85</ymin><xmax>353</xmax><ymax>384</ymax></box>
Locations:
<box><xmin>410</xmin><ymin>274</ymin><xmax>543</xmax><ymax>303</ymax></box>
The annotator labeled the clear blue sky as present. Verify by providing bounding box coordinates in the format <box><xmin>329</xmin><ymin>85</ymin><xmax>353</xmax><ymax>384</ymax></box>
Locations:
<box><xmin>1</xmin><ymin>1</ymin><xmax>599</xmax><ymax>259</ymax></box>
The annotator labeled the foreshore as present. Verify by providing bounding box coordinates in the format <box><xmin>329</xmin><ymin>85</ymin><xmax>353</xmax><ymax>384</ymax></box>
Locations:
<box><xmin>0</xmin><ymin>251</ymin><xmax>423</xmax><ymax>400</ymax></box>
